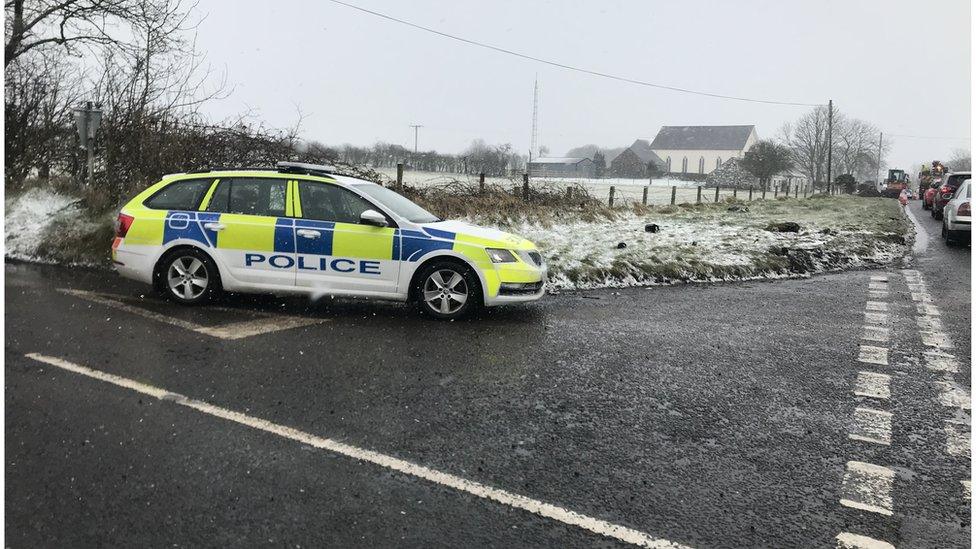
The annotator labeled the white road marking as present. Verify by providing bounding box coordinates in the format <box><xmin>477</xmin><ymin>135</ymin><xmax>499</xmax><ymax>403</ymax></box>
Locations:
<box><xmin>849</xmin><ymin>408</ymin><xmax>892</xmax><ymax>446</ymax></box>
<box><xmin>836</xmin><ymin>532</ymin><xmax>895</xmax><ymax>549</ymax></box>
<box><xmin>962</xmin><ymin>481</ymin><xmax>972</xmax><ymax>501</ymax></box>
<box><xmin>915</xmin><ymin>303</ymin><xmax>940</xmax><ymax>316</ymax></box>
<box><xmin>910</xmin><ymin>292</ymin><xmax>933</xmax><ymax>303</ymax></box>
<box><xmin>58</xmin><ymin>288</ymin><xmax>327</xmax><ymax>340</ymax></box>
<box><xmin>868</xmin><ymin>282</ymin><xmax>889</xmax><ymax>291</ymax></box>
<box><xmin>936</xmin><ymin>380</ymin><xmax>972</xmax><ymax>410</ymax></box>
<box><xmin>923</xmin><ymin>351</ymin><xmax>959</xmax><ymax>373</ymax></box>
<box><xmin>864</xmin><ymin>301</ymin><xmax>888</xmax><ymax>312</ymax></box>
<box><xmin>900</xmin><ymin>269</ymin><xmax>921</xmax><ymax>278</ymax></box>
<box><xmin>23</xmin><ymin>353</ymin><xmax>689</xmax><ymax>549</ymax></box>
<box><xmin>867</xmin><ymin>290</ymin><xmax>889</xmax><ymax>299</ymax></box>
<box><xmin>839</xmin><ymin>461</ymin><xmax>895</xmax><ymax>516</ymax></box>
<box><xmin>906</xmin><ymin>283</ymin><xmax>927</xmax><ymax>293</ymax></box>
<box><xmin>861</xmin><ymin>326</ymin><xmax>889</xmax><ymax>343</ymax></box>
<box><xmin>863</xmin><ymin>312</ymin><xmax>888</xmax><ymax>326</ymax></box>
<box><xmin>869</xmin><ymin>275</ymin><xmax>889</xmax><ymax>283</ymax></box>
<box><xmin>919</xmin><ymin>331</ymin><xmax>953</xmax><ymax>350</ymax></box>
<box><xmin>916</xmin><ymin>315</ymin><xmax>944</xmax><ymax>332</ymax></box>
<box><xmin>854</xmin><ymin>372</ymin><xmax>891</xmax><ymax>400</ymax></box>
<box><xmin>943</xmin><ymin>422</ymin><xmax>971</xmax><ymax>458</ymax></box>
<box><xmin>858</xmin><ymin>345</ymin><xmax>889</xmax><ymax>366</ymax></box>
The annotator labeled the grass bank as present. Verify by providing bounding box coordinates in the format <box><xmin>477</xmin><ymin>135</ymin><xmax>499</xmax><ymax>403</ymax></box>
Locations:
<box><xmin>5</xmin><ymin>181</ymin><xmax>910</xmax><ymax>290</ymax></box>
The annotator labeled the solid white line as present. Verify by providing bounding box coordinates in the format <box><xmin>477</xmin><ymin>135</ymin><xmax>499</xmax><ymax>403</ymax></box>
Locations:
<box><xmin>839</xmin><ymin>461</ymin><xmax>895</xmax><ymax>516</ymax></box>
<box><xmin>849</xmin><ymin>408</ymin><xmax>892</xmax><ymax>446</ymax></box>
<box><xmin>58</xmin><ymin>288</ymin><xmax>327</xmax><ymax>340</ymax></box>
<box><xmin>836</xmin><ymin>532</ymin><xmax>895</xmax><ymax>549</ymax></box>
<box><xmin>858</xmin><ymin>345</ymin><xmax>889</xmax><ymax>366</ymax></box>
<box><xmin>864</xmin><ymin>301</ymin><xmax>888</xmax><ymax>312</ymax></box>
<box><xmin>902</xmin><ymin>206</ymin><xmax>929</xmax><ymax>253</ymax></box>
<box><xmin>854</xmin><ymin>372</ymin><xmax>891</xmax><ymax>400</ymax></box>
<box><xmin>22</xmin><ymin>353</ymin><xmax>689</xmax><ymax>549</ymax></box>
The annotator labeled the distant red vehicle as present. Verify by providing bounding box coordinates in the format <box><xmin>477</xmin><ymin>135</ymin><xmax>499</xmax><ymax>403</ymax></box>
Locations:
<box><xmin>924</xmin><ymin>184</ymin><xmax>939</xmax><ymax>210</ymax></box>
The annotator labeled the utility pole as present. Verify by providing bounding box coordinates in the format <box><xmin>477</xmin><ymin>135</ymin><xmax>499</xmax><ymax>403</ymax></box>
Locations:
<box><xmin>826</xmin><ymin>99</ymin><xmax>833</xmax><ymax>194</ymax></box>
<box><xmin>409</xmin><ymin>124</ymin><xmax>423</xmax><ymax>153</ymax></box>
<box><xmin>530</xmin><ymin>75</ymin><xmax>539</xmax><ymax>162</ymax></box>
<box><xmin>876</xmin><ymin>132</ymin><xmax>884</xmax><ymax>185</ymax></box>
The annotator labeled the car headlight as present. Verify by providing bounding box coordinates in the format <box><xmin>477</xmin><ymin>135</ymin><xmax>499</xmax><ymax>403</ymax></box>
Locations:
<box><xmin>485</xmin><ymin>248</ymin><xmax>518</xmax><ymax>263</ymax></box>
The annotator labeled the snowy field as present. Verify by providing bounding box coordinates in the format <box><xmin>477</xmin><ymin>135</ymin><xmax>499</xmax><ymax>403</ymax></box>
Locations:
<box><xmin>372</xmin><ymin>167</ymin><xmax>743</xmax><ymax>206</ymax></box>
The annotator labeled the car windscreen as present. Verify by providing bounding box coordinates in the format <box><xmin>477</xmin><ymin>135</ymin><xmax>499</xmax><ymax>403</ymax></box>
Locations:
<box><xmin>354</xmin><ymin>184</ymin><xmax>440</xmax><ymax>223</ymax></box>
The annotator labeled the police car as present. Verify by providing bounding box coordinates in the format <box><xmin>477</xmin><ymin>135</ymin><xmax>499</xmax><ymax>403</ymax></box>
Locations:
<box><xmin>112</xmin><ymin>162</ymin><xmax>546</xmax><ymax>319</ymax></box>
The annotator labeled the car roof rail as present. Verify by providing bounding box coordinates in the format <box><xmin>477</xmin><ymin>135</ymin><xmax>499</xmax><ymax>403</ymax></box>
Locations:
<box><xmin>276</xmin><ymin>161</ymin><xmax>342</xmax><ymax>177</ymax></box>
<box><xmin>184</xmin><ymin>166</ymin><xmax>271</xmax><ymax>174</ymax></box>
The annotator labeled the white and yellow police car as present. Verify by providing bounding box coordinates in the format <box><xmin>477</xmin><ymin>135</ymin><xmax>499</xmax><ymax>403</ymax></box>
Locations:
<box><xmin>112</xmin><ymin>162</ymin><xmax>546</xmax><ymax>319</ymax></box>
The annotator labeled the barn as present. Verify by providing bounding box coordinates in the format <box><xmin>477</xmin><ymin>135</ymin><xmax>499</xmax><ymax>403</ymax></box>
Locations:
<box><xmin>609</xmin><ymin>139</ymin><xmax>666</xmax><ymax>178</ymax></box>
<box><xmin>527</xmin><ymin>157</ymin><xmax>596</xmax><ymax>178</ymax></box>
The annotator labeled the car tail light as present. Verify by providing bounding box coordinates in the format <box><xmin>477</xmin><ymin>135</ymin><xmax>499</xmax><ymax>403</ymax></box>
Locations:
<box><xmin>115</xmin><ymin>213</ymin><xmax>134</xmax><ymax>237</ymax></box>
<box><xmin>940</xmin><ymin>185</ymin><xmax>952</xmax><ymax>194</ymax></box>
<box><xmin>958</xmin><ymin>202</ymin><xmax>971</xmax><ymax>217</ymax></box>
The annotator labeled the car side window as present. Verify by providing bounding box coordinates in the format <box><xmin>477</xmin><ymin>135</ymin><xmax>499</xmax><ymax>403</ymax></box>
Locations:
<box><xmin>205</xmin><ymin>180</ymin><xmax>230</xmax><ymax>212</ymax></box>
<box><xmin>298</xmin><ymin>181</ymin><xmax>377</xmax><ymax>224</ymax></box>
<box><xmin>144</xmin><ymin>179</ymin><xmax>213</xmax><ymax>210</ymax></box>
<box><xmin>222</xmin><ymin>178</ymin><xmax>287</xmax><ymax>217</ymax></box>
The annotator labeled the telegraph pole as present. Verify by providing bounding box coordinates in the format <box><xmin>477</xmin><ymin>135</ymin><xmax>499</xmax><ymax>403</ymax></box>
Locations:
<box><xmin>876</xmin><ymin>132</ymin><xmax>884</xmax><ymax>185</ymax></box>
<box><xmin>826</xmin><ymin>99</ymin><xmax>833</xmax><ymax>194</ymax></box>
<box><xmin>409</xmin><ymin>124</ymin><xmax>423</xmax><ymax>153</ymax></box>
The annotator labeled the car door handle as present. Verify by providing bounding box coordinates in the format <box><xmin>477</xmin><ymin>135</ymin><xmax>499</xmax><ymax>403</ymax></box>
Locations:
<box><xmin>297</xmin><ymin>229</ymin><xmax>321</xmax><ymax>239</ymax></box>
<box><xmin>204</xmin><ymin>223</ymin><xmax>225</xmax><ymax>231</ymax></box>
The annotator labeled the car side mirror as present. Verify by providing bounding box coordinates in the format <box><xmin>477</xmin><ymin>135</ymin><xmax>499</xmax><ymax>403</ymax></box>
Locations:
<box><xmin>360</xmin><ymin>209</ymin><xmax>388</xmax><ymax>227</ymax></box>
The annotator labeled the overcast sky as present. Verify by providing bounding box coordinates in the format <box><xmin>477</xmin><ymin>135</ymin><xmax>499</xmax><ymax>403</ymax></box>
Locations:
<box><xmin>197</xmin><ymin>0</ymin><xmax>971</xmax><ymax>171</ymax></box>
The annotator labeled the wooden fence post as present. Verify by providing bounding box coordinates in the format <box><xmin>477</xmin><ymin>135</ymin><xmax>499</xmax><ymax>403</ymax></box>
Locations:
<box><xmin>733</xmin><ymin>187</ymin><xmax>738</xmax><ymax>200</ymax></box>
<box><xmin>762</xmin><ymin>185</ymin><xmax>767</xmax><ymax>200</ymax></box>
<box><xmin>642</xmin><ymin>186</ymin><xmax>648</xmax><ymax>206</ymax></box>
<box><xmin>608</xmin><ymin>186</ymin><xmax>615</xmax><ymax>207</ymax></box>
<box><xmin>697</xmin><ymin>186</ymin><xmax>702</xmax><ymax>204</ymax></box>
<box><xmin>749</xmin><ymin>186</ymin><xmax>754</xmax><ymax>201</ymax></box>
<box><xmin>774</xmin><ymin>185</ymin><xmax>779</xmax><ymax>198</ymax></box>
<box><xmin>479</xmin><ymin>172</ymin><xmax>485</xmax><ymax>193</ymax></box>
<box><xmin>795</xmin><ymin>185</ymin><xmax>799</xmax><ymax>198</ymax></box>
<box><xmin>522</xmin><ymin>173</ymin><xmax>529</xmax><ymax>198</ymax></box>
<box><xmin>714</xmin><ymin>186</ymin><xmax>720</xmax><ymax>203</ymax></box>
<box><xmin>671</xmin><ymin>186</ymin><xmax>677</xmax><ymax>205</ymax></box>
<box><xmin>396</xmin><ymin>163</ymin><xmax>404</xmax><ymax>190</ymax></box>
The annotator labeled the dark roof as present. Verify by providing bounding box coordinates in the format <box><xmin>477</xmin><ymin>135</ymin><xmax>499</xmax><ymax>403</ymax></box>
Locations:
<box><xmin>627</xmin><ymin>139</ymin><xmax>665</xmax><ymax>166</ymax></box>
<box><xmin>528</xmin><ymin>157</ymin><xmax>591</xmax><ymax>165</ymax></box>
<box><xmin>649</xmin><ymin>125</ymin><xmax>755</xmax><ymax>151</ymax></box>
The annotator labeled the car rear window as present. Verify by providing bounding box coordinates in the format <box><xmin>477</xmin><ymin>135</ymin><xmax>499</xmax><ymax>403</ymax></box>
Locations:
<box><xmin>144</xmin><ymin>179</ymin><xmax>213</xmax><ymax>210</ymax></box>
<box><xmin>947</xmin><ymin>174</ymin><xmax>970</xmax><ymax>188</ymax></box>
<box><xmin>223</xmin><ymin>178</ymin><xmax>287</xmax><ymax>217</ymax></box>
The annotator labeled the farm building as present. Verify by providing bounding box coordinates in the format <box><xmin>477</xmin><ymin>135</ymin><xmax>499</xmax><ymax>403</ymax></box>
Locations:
<box><xmin>527</xmin><ymin>157</ymin><xmax>595</xmax><ymax>178</ymax></box>
<box><xmin>650</xmin><ymin>125</ymin><xmax>758</xmax><ymax>175</ymax></box>
<box><xmin>609</xmin><ymin>139</ymin><xmax>666</xmax><ymax>178</ymax></box>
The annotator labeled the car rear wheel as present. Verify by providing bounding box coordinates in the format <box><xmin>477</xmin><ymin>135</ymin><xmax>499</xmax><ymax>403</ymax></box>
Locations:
<box><xmin>413</xmin><ymin>260</ymin><xmax>481</xmax><ymax>320</ymax></box>
<box><xmin>159</xmin><ymin>249</ymin><xmax>221</xmax><ymax>305</ymax></box>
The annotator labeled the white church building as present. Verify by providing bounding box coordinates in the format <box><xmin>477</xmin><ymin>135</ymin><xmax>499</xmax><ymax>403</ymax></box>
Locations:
<box><xmin>649</xmin><ymin>125</ymin><xmax>758</xmax><ymax>175</ymax></box>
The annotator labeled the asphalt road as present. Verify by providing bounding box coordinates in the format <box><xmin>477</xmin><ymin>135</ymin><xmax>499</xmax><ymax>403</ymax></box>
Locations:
<box><xmin>5</xmin><ymin>198</ymin><xmax>971</xmax><ymax>548</ymax></box>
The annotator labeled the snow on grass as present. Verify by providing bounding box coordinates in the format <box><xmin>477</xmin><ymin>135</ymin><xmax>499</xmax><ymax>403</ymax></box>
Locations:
<box><xmin>5</xmin><ymin>187</ymin><xmax>84</xmax><ymax>263</ymax></box>
<box><xmin>468</xmin><ymin>197</ymin><xmax>910</xmax><ymax>290</ymax></box>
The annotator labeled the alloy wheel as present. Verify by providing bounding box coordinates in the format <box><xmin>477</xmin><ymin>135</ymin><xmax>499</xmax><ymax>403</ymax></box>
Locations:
<box><xmin>167</xmin><ymin>256</ymin><xmax>209</xmax><ymax>300</ymax></box>
<box><xmin>423</xmin><ymin>269</ymin><xmax>468</xmax><ymax>315</ymax></box>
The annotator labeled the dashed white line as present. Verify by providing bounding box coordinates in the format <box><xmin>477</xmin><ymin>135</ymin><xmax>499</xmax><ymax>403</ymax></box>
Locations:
<box><xmin>849</xmin><ymin>408</ymin><xmax>892</xmax><ymax>446</ymax></box>
<box><xmin>916</xmin><ymin>315</ymin><xmax>944</xmax><ymax>332</ymax></box>
<box><xmin>869</xmin><ymin>275</ymin><xmax>889</xmax><ymax>283</ymax></box>
<box><xmin>864</xmin><ymin>301</ymin><xmax>888</xmax><ymax>312</ymax></box>
<box><xmin>962</xmin><ymin>481</ymin><xmax>971</xmax><ymax>501</ymax></box>
<box><xmin>863</xmin><ymin>312</ymin><xmax>889</xmax><ymax>326</ymax></box>
<box><xmin>943</xmin><ymin>422</ymin><xmax>971</xmax><ymax>458</ymax></box>
<box><xmin>867</xmin><ymin>290</ymin><xmax>889</xmax><ymax>299</ymax></box>
<box><xmin>854</xmin><ymin>372</ymin><xmax>891</xmax><ymax>400</ymax></box>
<box><xmin>915</xmin><ymin>303</ymin><xmax>940</xmax><ymax>316</ymax></box>
<box><xmin>923</xmin><ymin>351</ymin><xmax>959</xmax><ymax>373</ymax></box>
<box><xmin>22</xmin><ymin>353</ymin><xmax>689</xmax><ymax>549</ymax></box>
<box><xmin>836</xmin><ymin>532</ymin><xmax>895</xmax><ymax>549</ymax></box>
<box><xmin>919</xmin><ymin>331</ymin><xmax>953</xmax><ymax>350</ymax></box>
<box><xmin>910</xmin><ymin>292</ymin><xmax>933</xmax><ymax>303</ymax></box>
<box><xmin>868</xmin><ymin>282</ymin><xmax>889</xmax><ymax>291</ymax></box>
<box><xmin>857</xmin><ymin>345</ymin><xmax>889</xmax><ymax>366</ymax></box>
<box><xmin>936</xmin><ymin>380</ymin><xmax>972</xmax><ymax>410</ymax></box>
<box><xmin>839</xmin><ymin>461</ymin><xmax>895</xmax><ymax>516</ymax></box>
<box><xmin>861</xmin><ymin>326</ymin><xmax>889</xmax><ymax>343</ymax></box>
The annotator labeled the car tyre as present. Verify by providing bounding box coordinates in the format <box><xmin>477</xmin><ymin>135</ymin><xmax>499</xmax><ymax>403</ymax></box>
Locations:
<box><xmin>157</xmin><ymin>248</ymin><xmax>222</xmax><ymax>305</ymax></box>
<box><xmin>412</xmin><ymin>260</ymin><xmax>481</xmax><ymax>320</ymax></box>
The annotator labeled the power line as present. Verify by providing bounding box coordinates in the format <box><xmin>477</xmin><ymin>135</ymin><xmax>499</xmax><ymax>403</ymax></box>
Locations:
<box><xmin>886</xmin><ymin>133</ymin><xmax>971</xmax><ymax>141</ymax></box>
<box><xmin>326</xmin><ymin>0</ymin><xmax>823</xmax><ymax>107</ymax></box>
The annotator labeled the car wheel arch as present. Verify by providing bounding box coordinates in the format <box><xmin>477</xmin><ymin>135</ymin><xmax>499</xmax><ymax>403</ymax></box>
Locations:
<box><xmin>153</xmin><ymin>244</ymin><xmax>224</xmax><ymax>291</ymax></box>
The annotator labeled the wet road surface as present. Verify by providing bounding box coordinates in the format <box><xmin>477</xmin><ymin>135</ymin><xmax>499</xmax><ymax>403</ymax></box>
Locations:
<box><xmin>5</xmin><ymin>198</ymin><xmax>971</xmax><ymax>547</ymax></box>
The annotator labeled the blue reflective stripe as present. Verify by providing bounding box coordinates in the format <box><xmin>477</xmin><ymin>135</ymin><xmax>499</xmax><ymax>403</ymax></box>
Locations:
<box><xmin>422</xmin><ymin>227</ymin><xmax>456</xmax><ymax>240</ymax></box>
<box><xmin>294</xmin><ymin>219</ymin><xmax>335</xmax><ymax>256</ymax></box>
<box><xmin>163</xmin><ymin>211</ymin><xmax>220</xmax><ymax>247</ymax></box>
<box><xmin>399</xmin><ymin>228</ymin><xmax>453</xmax><ymax>261</ymax></box>
<box><xmin>274</xmin><ymin>218</ymin><xmax>296</xmax><ymax>254</ymax></box>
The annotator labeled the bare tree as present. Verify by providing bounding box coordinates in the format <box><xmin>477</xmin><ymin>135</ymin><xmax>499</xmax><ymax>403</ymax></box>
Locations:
<box><xmin>947</xmin><ymin>148</ymin><xmax>971</xmax><ymax>171</ymax></box>
<box><xmin>781</xmin><ymin>106</ymin><xmax>831</xmax><ymax>189</ymax></box>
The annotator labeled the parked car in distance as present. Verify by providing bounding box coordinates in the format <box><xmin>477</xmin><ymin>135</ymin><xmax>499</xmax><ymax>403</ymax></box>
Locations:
<box><xmin>942</xmin><ymin>178</ymin><xmax>971</xmax><ymax>246</ymax></box>
<box><xmin>932</xmin><ymin>171</ymin><xmax>971</xmax><ymax>220</ymax></box>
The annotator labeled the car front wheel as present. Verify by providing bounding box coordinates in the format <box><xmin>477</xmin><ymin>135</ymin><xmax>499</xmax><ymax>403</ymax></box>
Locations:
<box><xmin>413</xmin><ymin>261</ymin><xmax>481</xmax><ymax>320</ymax></box>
